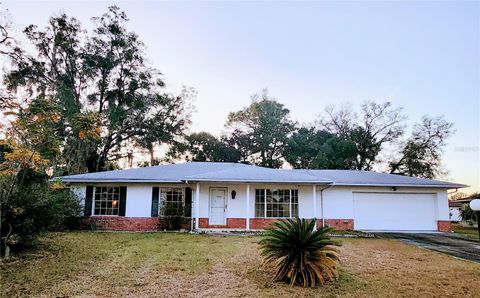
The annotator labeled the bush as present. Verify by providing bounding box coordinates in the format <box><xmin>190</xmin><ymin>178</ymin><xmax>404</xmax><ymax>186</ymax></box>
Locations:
<box><xmin>259</xmin><ymin>218</ymin><xmax>341</xmax><ymax>288</ymax></box>
<box><xmin>159</xmin><ymin>204</ymin><xmax>190</xmax><ymax>231</ymax></box>
<box><xmin>0</xmin><ymin>169</ymin><xmax>82</xmax><ymax>257</ymax></box>
<box><xmin>460</xmin><ymin>204</ymin><xmax>477</xmax><ymax>222</ymax></box>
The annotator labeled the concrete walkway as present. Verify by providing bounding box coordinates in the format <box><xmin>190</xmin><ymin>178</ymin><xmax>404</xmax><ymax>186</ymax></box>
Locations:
<box><xmin>378</xmin><ymin>232</ymin><xmax>480</xmax><ymax>263</ymax></box>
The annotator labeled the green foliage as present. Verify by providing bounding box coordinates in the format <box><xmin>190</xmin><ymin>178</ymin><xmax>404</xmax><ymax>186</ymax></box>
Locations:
<box><xmin>285</xmin><ymin>127</ymin><xmax>357</xmax><ymax>169</ymax></box>
<box><xmin>159</xmin><ymin>203</ymin><xmax>190</xmax><ymax>230</ymax></box>
<box><xmin>226</xmin><ymin>89</ymin><xmax>296</xmax><ymax>168</ymax></box>
<box><xmin>0</xmin><ymin>171</ymin><xmax>82</xmax><ymax>255</ymax></box>
<box><xmin>0</xmin><ymin>139</ymin><xmax>82</xmax><ymax>257</ymax></box>
<box><xmin>389</xmin><ymin>116</ymin><xmax>453</xmax><ymax>178</ymax></box>
<box><xmin>346</xmin><ymin>127</ymin><xmax>382</xmax><ymax>171</ymax></box>
<box><xmin>460</xmin><ymin>204</ymin><xmax>477</xmax><ymax>222</ymax></box>
<box><xmin>3</xmin><ymin>6</ymin><xmax>192</xmax><ymax>174</ymax></box>
<box><xmin>259</xmin><ymin>218</ymin><xmax>341</xmax><ymax>287</ymax></box>
<box><xmin>184</xmin><ymin>132</ymin><xmax>241</xmax><ymax>162</ymax></box>
<box><xmin>320</xmin><ymin>102</ymin><xmax>405</xmax><ymax>171</ymax></box>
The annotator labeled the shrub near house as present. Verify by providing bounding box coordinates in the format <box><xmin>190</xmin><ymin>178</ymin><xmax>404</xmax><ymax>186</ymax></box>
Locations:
<box><xmin>259</xmin><ymin>218</ymin><xmax>340</xmax><ymax>287</ymax></box>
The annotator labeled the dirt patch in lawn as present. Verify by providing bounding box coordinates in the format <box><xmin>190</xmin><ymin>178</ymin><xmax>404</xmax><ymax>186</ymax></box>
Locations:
<box><xmin>1</xmin><ymin>232</ymin><xmax>480</xmax><ymax>297</ymax></box>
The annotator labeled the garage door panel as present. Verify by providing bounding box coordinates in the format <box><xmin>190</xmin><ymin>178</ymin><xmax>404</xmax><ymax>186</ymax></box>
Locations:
<box><xmin>353</xmin><ymin>193</ymin><xmax>437</xmax><ymax>231</ymax></box>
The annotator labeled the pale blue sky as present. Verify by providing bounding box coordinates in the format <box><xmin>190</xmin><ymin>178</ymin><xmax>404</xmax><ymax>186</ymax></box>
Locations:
<box><xmin>3</xmin><ymin>1</ymin><xmax>480</xmax><ymax>193</ymax></box>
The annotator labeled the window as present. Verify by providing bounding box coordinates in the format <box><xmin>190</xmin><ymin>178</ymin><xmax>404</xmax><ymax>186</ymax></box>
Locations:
<box><xmin>94</xmin><ymin>186</ymin><xmax>120</xmax><ymax>215</ymax></box>
<box><xmin>255</xmin><ymin>189</ymin><xmax>299</xmax><ymax>218</ymax></box>
<box><xmin>160</xmin><ymin>187</ymin><xmax>185</xmax><ymax>215</ymax></box>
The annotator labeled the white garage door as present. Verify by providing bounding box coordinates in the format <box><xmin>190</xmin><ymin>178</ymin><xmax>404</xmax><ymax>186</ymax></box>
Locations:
<box><xmin>353</xmin><ymin>192</ymin><xmax>437</xmax><ymax>231</ymax></box>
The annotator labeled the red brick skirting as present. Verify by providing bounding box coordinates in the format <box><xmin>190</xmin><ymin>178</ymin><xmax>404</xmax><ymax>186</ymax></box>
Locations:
<box><xmin>88</xmin><ymin>217</ymin><xmax>191</xmax><ymax>231</ymax></box>
<box><xmin>324</xmin><ymin>219</ymin><xmax>354</xmax><ymax>231</ymax></box>
<box><xmin>198</xmin><ymin>218</ymin><xmax>247</xmax><ymax>229</ymax></box>
<box><xmin>227</xmin><ymin>218</ymin><xmax>246</xmax><ymax>229</ymax></box>
<box><xmin>437</xmin><ymin>220</ymin><xmax>451</xmax><ymax>232</ymax></box>
<box><xmin>315</xmin><ymin>219</ymin><xmax>354</xmax><ymax>231</ymax></box>
<box><xmin>199</xmin><ymin>218</ymin><xmax>209</xmax><ymax>228</ymax></box>
<box><xmin>88</xmin><ymin>217</ymin><xmax>447</xmax><ymax>232</ymax></box>
<box><xmin>89</xmin><ymin>217</ymin><xmax>159</xmax><ymax>231</ymax></box>
<box><xmin>198</xmin><ymin>218</ymin><xmax>355</xmax><ymax>230</ymax></box>
<box><xmin>250</xmin><ymin>218</ymin><xmax>280</xmax><ymax>229</ymax></box>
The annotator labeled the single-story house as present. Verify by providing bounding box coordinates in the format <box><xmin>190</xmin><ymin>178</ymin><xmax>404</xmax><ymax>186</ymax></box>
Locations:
<box><xmin>60</xmin><ymin>162</ymin><xmax>467</xmax><ymax>232</ymax></box>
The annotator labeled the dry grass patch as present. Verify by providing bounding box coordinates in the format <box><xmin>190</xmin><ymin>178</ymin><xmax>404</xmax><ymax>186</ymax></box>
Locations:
<box><xmin>1</xmin><ymin>232</ymin><xmax>479</xmax><ymax>297</ymax></box>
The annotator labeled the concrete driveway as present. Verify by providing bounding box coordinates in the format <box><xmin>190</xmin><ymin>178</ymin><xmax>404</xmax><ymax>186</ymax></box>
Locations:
<box><xmin>378</xmin><ymin>232</ymin><xmax>480</xmax><ymax>263</ymax></box>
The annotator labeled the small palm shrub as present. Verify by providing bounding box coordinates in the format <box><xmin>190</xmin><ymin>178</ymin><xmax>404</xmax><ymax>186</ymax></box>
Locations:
<box><xmin>259</xmin><ymin>218</ymin><xmax>341</xmax><ymax>288</ymax></box>
<box><xmin>461</xmin><ymin>204</ymin><xmax>477</xmax><ymax>222</ymax></box>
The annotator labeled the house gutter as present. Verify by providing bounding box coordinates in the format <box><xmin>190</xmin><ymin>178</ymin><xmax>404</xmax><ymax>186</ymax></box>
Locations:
<box><xmin>185</xmin><ymin>179</ymin><xmax>195</xmax><ymax>233</ymax></box>
<box><xmin>317</xmin><ymin>184</ymin><xmax>332</xmax><ymax>228</ymax></box>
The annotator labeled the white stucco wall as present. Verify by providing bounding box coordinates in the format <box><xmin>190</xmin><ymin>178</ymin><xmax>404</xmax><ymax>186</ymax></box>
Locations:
<box><xmin>320</xmin><ymin>186</ymin><xmax>450</xmax><ymax>221</ymax></box>
<box><xmin>71</xmin><ymin>185</ymin><xmax>86</xmax><ymax>215</ymax></box>
<box><xmin>435</xmin><ymin>191</ymin><xmax>450</xmax><ymax>220</ymax></box>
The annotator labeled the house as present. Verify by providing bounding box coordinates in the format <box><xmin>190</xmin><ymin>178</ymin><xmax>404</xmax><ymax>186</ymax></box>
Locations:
<box><xmin>60</xmin><ymin>162</ymin><xmax>467</xmax><ymax>232</ymax></box>
<box><xmin>449</xmin><ymin>198</ymin><xmax>471</xmax><ymax>222</ymax></box>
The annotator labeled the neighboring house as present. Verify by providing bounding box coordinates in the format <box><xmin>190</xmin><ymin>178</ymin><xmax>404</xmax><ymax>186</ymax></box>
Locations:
<box><xmin>449</xmin><ymin>199</ymin><xmax>471</xmax><ymax>222</ymax></box>
<box><xmin>61</xmin><ymin>162</ymin><xmax>467</xmax><ymax>232</ymax></box>
<box><xmin>449</xmin><ymin>197</ymin><xmax>479</xmax><ymax>225</ymax></box>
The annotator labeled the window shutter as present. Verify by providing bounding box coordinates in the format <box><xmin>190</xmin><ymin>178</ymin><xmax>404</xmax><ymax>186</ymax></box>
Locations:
<box><xmin>84</xmin><ymin>185</ymin><xmax>94</xmax><ymax>216</ymax></box>
<box><xmin>119</xmin><ymin>186</ymin><xmax>127</xmax><ymax>216</ymax></box>
<box><xmin>184</xmin><ymin>187</ymin><xmax>192</xmax><ymax>217</ymax></box>
<box><xmin>151</xmin><ymin>187</ymin><xmax>159</xmax><ymax>217</ymax></box>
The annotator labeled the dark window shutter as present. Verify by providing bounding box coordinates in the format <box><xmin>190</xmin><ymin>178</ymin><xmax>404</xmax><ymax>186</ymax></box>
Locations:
<box><xmin>151</xmin><ymin>187</ymin><xmax>159</xmax><ymax>217</ymax></box>
<box><xmin>84</xmin><ymin>185</ymin><xmax>94</xmax><ymax>216</ymax></box>
<box><xmin>184</xmin><ymin>187</ymin><xmax>192</xmax><ymax>217</ymax></box>
<box><xmin>119</xmin><ymin>186</ymin><xmax>127</xmax><ymax>216</ymax></box>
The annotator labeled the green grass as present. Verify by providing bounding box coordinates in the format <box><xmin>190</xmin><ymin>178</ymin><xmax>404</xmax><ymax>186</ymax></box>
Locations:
<box><xmin>452</xmin><ymin>223</ymin><xmax>479</xmax><ymax>239</ymax></box>
<box><xmin>1</xmin><ymin>232</ymin><xmax>479</xmax><ymax>297</ymax></box>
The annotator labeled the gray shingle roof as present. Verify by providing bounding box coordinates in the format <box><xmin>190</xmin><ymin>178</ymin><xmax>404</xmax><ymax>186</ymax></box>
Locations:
<box><xmin>298</xmin><ymin>169</ymin><xmax>467</xmax><ymax>188</ymax></box>
<box><xmin>184</xmin><ymin>165</ymin><xmax>330</xmax><ymax>183</ymax></box>
<box><xmin>59</xmin><ymin>162</ymin><xmax>248</xmax><ymax>183</ymax></box>
<box><xmin>59</xmin><ymin>162</ymin><xmax>467</xmax><ymax>188</ymax></box>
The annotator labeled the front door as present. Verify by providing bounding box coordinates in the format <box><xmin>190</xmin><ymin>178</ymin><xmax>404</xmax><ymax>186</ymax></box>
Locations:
<box><xmin>210</xmin><ymin>188</ymin><xmax>227</xmax><ymax>225</ymax></box>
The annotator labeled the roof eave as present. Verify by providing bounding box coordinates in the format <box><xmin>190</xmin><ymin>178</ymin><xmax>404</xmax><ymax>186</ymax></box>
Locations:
<box><xmin>182</xmin><ymin>179</ymin><xmax>332</xmax><ymax>184</ymax></box>
<box><xmin>331</xmin><ymin>183</ymin><xmax>469</xmax><ymax>189</ymax></box>
<box><xmin>60</xmin><ymin>179</ymin><xmax>183</xmax><ymax>183</ymax></box>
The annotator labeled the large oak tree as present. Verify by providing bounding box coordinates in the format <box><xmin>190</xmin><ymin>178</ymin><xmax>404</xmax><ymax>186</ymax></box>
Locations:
<box><xmin>226</xmin><ymin>90</ymin><xmax>296</xmax><ymax>168</ymax></box>
<box><xmin>319</xmin><ymin>101</ymin><xmax>406</xmax><ymax>170</ymax></box>
<box><xmin>3</xmin><ymin>6</ymin><xmax>191</xmax><ymax>174</ymax></box>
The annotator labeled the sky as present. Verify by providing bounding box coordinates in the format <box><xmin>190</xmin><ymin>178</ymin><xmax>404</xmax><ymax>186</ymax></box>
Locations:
<box><xmin>2</xmin><ymin>1</ymin><xmax>479</xmax><ymax>193</ymax></box>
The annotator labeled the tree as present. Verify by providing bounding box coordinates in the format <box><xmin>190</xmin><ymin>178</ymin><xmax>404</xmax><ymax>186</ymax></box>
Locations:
<box><xmin>226</xmin><ymin>90</ymin><xmax>296</xmax><ymax>168</ymax></box>
<box><xmin>3</xmin><ymin>6</ymin><xmax>191</xmax><ymax>174</ymax></box>
<box><xmin>284</xmin><ymin>127</ymin><xmax>357</xmax><ymax>169</ymax></box>
<box><xmin>0</xmin><ymin>139</ymin><xmax>81</xmax><ymax>258</ymax></box>
<box><xmin>320</xmin><ymin>101</ymin><xmax>406</xmax><ymax>170</ymax></box>
<box><xmin>184</xmin><ymin>132</ymin><xmax>241</xmax><ymax>162</ymax></box>
<box><xmin>389</xmin><ymin>116</ymin><xmax>453</xmax><ymax>178</ymax></box>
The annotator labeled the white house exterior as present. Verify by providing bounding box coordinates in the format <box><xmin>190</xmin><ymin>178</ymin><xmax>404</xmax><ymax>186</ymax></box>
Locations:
<box><xmin>62</xmin><ymin>162</ymin><xmax>466</xmax><ymax>232</ymax></box>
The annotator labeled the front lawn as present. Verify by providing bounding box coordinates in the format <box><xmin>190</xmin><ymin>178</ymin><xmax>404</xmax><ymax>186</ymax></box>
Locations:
<box><xmin>452</xmin><ymin>223</ymin><xmax>479</xmax><ymax>239</ymax></box>
<box><xmin>1</xmin><ymin>232</ymin><xmax>479</xmax><ymax>297</ymax></box>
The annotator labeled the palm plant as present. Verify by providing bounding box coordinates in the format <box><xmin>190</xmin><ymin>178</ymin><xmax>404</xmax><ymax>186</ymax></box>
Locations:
<box><xmin>259</xmin><ymin>218</ymin><xmax>341</xmax><ymax>288</ymax></box>
<box><xmin>461</xmin><ymin>204</ymin><xmax>477</xmax><ymax>222</ymax></box>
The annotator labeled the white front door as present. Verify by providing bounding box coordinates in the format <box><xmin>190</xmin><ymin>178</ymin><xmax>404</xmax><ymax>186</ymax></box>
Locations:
<box><xmin>210</xmin><ymin>188</ymin><xmax>227</xmax><ymax>225</ymax></box>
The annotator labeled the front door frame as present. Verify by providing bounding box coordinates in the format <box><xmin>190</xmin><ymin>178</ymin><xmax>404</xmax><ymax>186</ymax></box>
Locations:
<box><xmin>209</xmin><ymin>187</ymin><xmax>227</xmax><ymax>225</ymax></box>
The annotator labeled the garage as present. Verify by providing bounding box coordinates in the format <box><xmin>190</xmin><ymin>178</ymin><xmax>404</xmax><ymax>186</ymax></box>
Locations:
<box><xmin>353</xmin><ymin>192</ymin><xmax>437</xmax><ymax>231</ymax></box>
